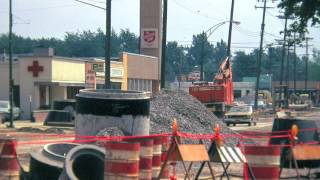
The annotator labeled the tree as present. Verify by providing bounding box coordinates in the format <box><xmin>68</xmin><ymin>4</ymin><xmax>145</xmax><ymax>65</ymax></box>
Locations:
<box><xmin>232</xmin><ymin>51</ymin><xmax>257</xmax><ymax>81</ymax></box>
<box><xmin>188</xmin><ymin>32</ymin><xmax>214</xmax><ymax>81</ymax></box>
<box><xmin>165</xmin><ymin>41</ymin><xmax>188</xmax><ymax>83</ymax></box>
<box><xmin>278</xmin><ymin>0</ymin><xmax>320</xmax><ymax>32</ymax></box>
<box><xmin>119</xmin><ymin>29</ymin><xmax>139</xmax><ymax>54</ymax></box>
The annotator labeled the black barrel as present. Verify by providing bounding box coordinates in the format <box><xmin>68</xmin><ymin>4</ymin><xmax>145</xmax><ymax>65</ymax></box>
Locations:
<box><xmin>269</xmin><ymin>118</ymin><xmax>320</xmax><ymax>168</ymax></box>
<box><xmin>76</xmin><ymin>89</ymin><xmax>151</xmax><ymax>136</ymax></box>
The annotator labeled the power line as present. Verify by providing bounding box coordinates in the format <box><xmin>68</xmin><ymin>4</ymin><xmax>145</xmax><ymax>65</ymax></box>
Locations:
<box><xmin>171</xmin><ymin>0</ymin><xmax>225</xmax><ymax>21</ymax></box>
<box><xmin>0</xmin><ymin>4</ymin><xmax>76</xmax><ymax>13</ymax></box>
<box><xmin>74</xmin><ymin>0</ymin><xmax>105</xmax><ymax>10</ymax></box>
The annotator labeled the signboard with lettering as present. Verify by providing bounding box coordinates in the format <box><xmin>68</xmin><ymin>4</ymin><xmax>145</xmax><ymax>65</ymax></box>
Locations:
<box><xmin>141</xmin><ymin>28</ymin><xmax>158</xmax><ymax>48</ymax></box>
<box><xmin>111</xmin><ymin>68</ymin><xmax>123</xmax><ymax>77</ymax></box>
<box><xmin>85</xmin><ymin>63</ymin><xmax>96</xmax><ymax>89</ymax></box>
<box><xmin>92</xmin><ymin>62</ymin><xmax>104</xmax><ymax>72</ymax></box>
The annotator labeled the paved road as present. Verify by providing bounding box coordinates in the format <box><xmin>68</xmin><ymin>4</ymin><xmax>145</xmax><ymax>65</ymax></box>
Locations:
<box><xmin>228</xmin><ymin>117</ymin><xmax>274</xmax><ymax>132</ymax></box>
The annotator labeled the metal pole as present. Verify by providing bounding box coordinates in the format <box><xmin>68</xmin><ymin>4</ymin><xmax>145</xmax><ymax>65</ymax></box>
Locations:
<box><xmin>293</xmin><ymin>33</ymin><xmax>296</xmax><ymax>94</ymax></box>
<box><xmin>285</xmin><ymin>39</ymin><xmax>290</xmax><ymax>106</ymax></box>
<box><xmin>160</xmin><ymin>0</ymin><xmax>168</xmax><ymax>89</ymax></box>
<box><xmin>279</xmin><ymin>16</ymin><xmax>288</xmax><ymax>107</ymax></box>
<box><xmin>8</xmin><ymin>0</ymin><xmax>14</xmax><ymax>128</ymax></box>
<box><xmin>285</xmin><ymin>38</ymin><xmax>290</xmax><ymax>87</ymax></box>
<box><xmin>226</xmin><ymin>0</ymin><xmax>235</xmax><ymax>57</ymax></box>
<box><xmin>200</xmin><ymin>32</ymin><xmax>205</xmax><ymax>81</ymax></box>
<box><xmin>105</xmin><ymin>0</ymin><xmax>111</xmax><ymax>89</ymax></box>
<box><xmin>305</xmin><ymin>37</ymin><xmax>309</xmax><ymax>92</ymax></box>
<box><xmin>254</xmin><ymin>0</ymin><xmax>267</xmax><ymax>110</ymax></box>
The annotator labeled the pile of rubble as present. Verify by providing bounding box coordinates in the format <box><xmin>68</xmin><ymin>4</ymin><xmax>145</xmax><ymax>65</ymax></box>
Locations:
<box><xmin>150</xmin><ymin>89</ymin><xmax>234</xmax><ymax>135</ymax></box>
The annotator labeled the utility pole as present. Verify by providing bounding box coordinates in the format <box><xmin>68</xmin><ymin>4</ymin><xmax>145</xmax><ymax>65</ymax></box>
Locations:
<box><xmin>254</xmin><ymin>0</ymin><xmax>268</xmax><ymax>110</ymax></box>
<box><xmin>105</xmin><ymin>0</ymin><xmax>111</xmax><ymax>89</ymax></box>
<box><xmin>160</xmin><ymin>0</ymin><xmax>168</xmax><ymax>89</ymax></box>
<box><xmin>200</xmin><ymin>32</ymin><xmax>205</xmax><ymax>81</ymax></box>
<box><xmin>278</xmin><ymin>15</ymin><xmax>288</xmax><ymax>107</ymax></box>
<box><xmin>285</xmin><ymin>36</ymin><xmax>291</xmax><ymax>88</ymax></box>
<box><xmin>293</xmin><ymin>33</ymin><xmax>297</xmax><ymax>94</ymax></box>
<box><xmin>226</xmin><ymin>0</ymin><xmax>235</xmax><ymax>57</ymax></box>
<box><xmin>8</xmin><ymin>0</ymin><xmax>14</xmax><ymax>128</ymax></box>
<box><xmin>304</xmin><ymin>36</ymin><xmax>313</xmax><ymax>92</ymax></box>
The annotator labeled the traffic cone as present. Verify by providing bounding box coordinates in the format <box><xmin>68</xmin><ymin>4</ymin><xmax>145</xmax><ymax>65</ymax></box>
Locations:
<box><xmin>0</xmin><ymin>136</ymin><xmax>20</xmax><ymax>179</ymax></box>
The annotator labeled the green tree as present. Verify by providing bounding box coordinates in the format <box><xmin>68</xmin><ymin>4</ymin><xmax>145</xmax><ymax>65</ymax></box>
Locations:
<box><xmin>278</xmin><ymin>0</ymin><xmax>320</xmax><ymax>32</ymax></box>
<box><xmin>188</xmin><ymin>32</ymin><xmax>214</xmax><ymax>81</ymax></box>
<box><xmin>165</xmin><ymin>41</ymin><xmax>188</xmax><ymax>83</ymax></box>
<box><xmin>119</xmin><ymin>29</ymin><xmax>139</xmax><ymax>54</ymax></box>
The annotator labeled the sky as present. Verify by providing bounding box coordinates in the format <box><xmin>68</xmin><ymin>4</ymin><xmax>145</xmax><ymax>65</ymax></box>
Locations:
<box><xmin>0</xmin><ymin>0</ymin><xmax>319</xmax><ymax>57</ymax></box>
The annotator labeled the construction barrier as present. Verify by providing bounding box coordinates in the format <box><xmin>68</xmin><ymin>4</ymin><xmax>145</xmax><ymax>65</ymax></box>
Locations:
<box><xmin>1</xmin><ymin>122</ymin><xmax>320</xmax><ymax>179</ymax></box>
<box><xmin>243</xmin><ymin>145</ymin><xmax>281</xmax><ymax>180</ymax></box>
<box><xmin>160</xmin><ymin>136</ymin><xmax>170</xmax><ymax>179</ymax></box>
<box><xmin>105</xmin><ymin>141</ymin><xmax>140</xmax><ymax>180</ymax></box>
<box><xmin>126</xmin><ymin>138</ymin><xmax>153</xmax><ymax>180</ymax></box>
<box><xmin>0</xmin><ymin>137</ymin><xmax>20</xmax><ymax>180</ymax></box>
<box><xmin>150</xmin><ymin>136</ymin><xmax>163</xmax><ymax>180</ymax></box>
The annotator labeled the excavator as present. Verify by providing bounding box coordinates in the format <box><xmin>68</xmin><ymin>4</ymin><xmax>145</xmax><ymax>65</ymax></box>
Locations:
<box><xmin>189</xmin><ymin>57</ymin><xmax>234</xmax><ymax>116</ymax></box>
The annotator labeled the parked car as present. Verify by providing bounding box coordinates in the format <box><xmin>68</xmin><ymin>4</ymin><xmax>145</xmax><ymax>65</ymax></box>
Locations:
<box><xmin>223</xmin><ymin>105</ymin><xmax>256</xmax><ymax>126</ymax></box>
<box><xmin>0</xmin><ymin>101</ymin><xmax>21</xmax><ymax>122</ymax></box>
<box><xmin>249</xmin><ymin>100</ymin><xmax>266</xmax><ymax>109</ymax></box>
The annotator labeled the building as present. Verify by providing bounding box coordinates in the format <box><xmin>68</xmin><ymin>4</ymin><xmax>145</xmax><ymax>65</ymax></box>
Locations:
<box><xmin>273</xmin><ymin>81</ymin><xmax>320</xmax><ymax>104</ymax></box>
<box><xmin>0</xmin><ymin>48</ymin><xmax>159</xmax><ymax>119</ymax></box>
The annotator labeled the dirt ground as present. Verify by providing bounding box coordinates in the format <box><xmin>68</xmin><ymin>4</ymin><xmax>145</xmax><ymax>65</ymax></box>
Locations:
<box><xmin>0</xmin><ymin>109</ymin><xmax>320</xmax><ymax>179</ymax></box>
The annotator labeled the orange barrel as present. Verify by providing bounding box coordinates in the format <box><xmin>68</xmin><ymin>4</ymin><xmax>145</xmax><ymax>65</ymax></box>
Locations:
<box><xmin>243</xmin><ymin>145</ymin><xmax>281</xmax><ymax>180</ymax></box>
<box><xmin>160</xmin><ymin>136</ymin><xmax>170</xmax><ymax>178</ymax></box>
<box><xmin>151</xmin><ymin>137</ymin><xmax>162</xmax><ymax>180</ymax></box>
<box><xmin>105</xmin><ymin>141</ymin><xmax>140</xmax><ymax>180</ymax></box>
<box><xmin>0</xmin><ymin>137</ymin><xmax>20</xmax><ymax>179</ymax></box>
<box><xmin>127</xmin><ymin>138</ymin><xmax>153</xmax><ymax>180</ymax></box>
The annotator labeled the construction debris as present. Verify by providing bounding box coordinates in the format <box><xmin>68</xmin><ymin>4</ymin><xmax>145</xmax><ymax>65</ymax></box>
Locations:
<box><xmin>150</xmin><ymin>90</ymin><xmax>235</xmax><ymax>135</ymax></box>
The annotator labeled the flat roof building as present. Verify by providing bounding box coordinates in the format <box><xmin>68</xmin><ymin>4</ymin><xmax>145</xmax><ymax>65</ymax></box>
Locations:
<box><xmin>0</xmin><ymin>48</ymin><xmax>159</xmax><ymax>119</ymax></box>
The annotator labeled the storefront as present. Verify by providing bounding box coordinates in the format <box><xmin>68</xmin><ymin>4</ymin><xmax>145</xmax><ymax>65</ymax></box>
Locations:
<box><xmin>0</xmin><ymin>48</ymin><xmax>159</xmax><ymax>119</ymax></box>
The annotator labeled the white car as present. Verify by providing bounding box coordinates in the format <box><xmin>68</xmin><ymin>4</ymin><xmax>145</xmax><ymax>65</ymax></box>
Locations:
<box><xmin>0</xmin><ymin>101</ymin><xmax>21</xmax><ymax>122</ymax></box>
<box><xmin>223</xmin><ymin>105</ymin><xmax>256</xmax><ymax>126</ymax></box>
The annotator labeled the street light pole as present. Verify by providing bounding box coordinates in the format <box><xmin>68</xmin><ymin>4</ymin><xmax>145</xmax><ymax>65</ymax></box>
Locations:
<box><xmin>160</xmin><ymin>0</ymin><xmax>168</xmax><ymax>89</ymax></box>
<box><xmin>8</xmin><ymin>0</ymin><xmax>14</xmax><ymax>128</ymax></box>
<box><xmin>254</xmin><ymin>0</ymin><xmax>267</xmax><ymax>110</ymax></box>
<box><xmin>227</xmin><ymin>0</ymin><xmax>235</xmax><ymax>57</ymax></box>
<box><xmin>105</xmin><ymin>0</ymin><xmax>111</xmax><ymax>89</ymax></box>
<box><xmin>200</xmin><ymin>20</ymin><xmax>239</xmax><ymax>81</ymax></box>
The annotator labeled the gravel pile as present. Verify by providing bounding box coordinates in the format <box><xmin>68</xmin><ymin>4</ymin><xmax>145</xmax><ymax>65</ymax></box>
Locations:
<box><xmin>150</xmin><ymin>90</ymin><xmax>235</xmax><ymax>135</ymax></box>
<box><xmin>17</xmin><ymin>127</ymin><xmax>65</xmax><ymax>134</ymax></box>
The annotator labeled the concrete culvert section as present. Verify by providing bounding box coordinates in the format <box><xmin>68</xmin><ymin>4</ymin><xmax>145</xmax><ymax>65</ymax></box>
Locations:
<box><xmin>59</xmin><ymin>145</ymin><xmax>105</xmax><ymax>180</ymax></box>
<box><xmin>76</xmin><ymin>89</ymin><xmax>151</xmax><ymax>136</ymax></box>
<box><xmin>29</xmin><ymin>143</ymin><xmax>79</xmax><ymax>180</ymax></box>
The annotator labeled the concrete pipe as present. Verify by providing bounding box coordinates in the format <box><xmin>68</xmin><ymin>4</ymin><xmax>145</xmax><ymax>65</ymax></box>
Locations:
<box><xmin>76</xmin><ymin>89</ymin><xmax>151</xmax><ymax>137</ymax></box>
<box><xmin>29</xmin><ymin>143</ymin><xmax>79</xmax><ymax>180</ymax></box>
<box><xmin>59</xmin><ymin>144</ymin><xmax>105</xmax><ymax>180</ymax></box>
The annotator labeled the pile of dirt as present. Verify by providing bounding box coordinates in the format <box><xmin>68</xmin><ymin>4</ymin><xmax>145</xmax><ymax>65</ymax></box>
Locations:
<box><xmin>150</xmin><ymin>89</ymin><xmax>235</xmax><ymax>136</ymax></box>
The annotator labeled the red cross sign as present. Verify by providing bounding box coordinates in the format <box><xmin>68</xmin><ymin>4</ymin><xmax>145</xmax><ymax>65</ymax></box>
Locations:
<box><xmin>28</xmin><ymin>61</ymin><xmax>44</xmax><ymax>77</ymax></box>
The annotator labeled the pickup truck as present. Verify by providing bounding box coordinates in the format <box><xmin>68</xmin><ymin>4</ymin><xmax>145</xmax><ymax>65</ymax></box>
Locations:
<box><xmin>223</xmin><ymin>105</ymin><xmax>256</xmax><ymax>126</ymax></box>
